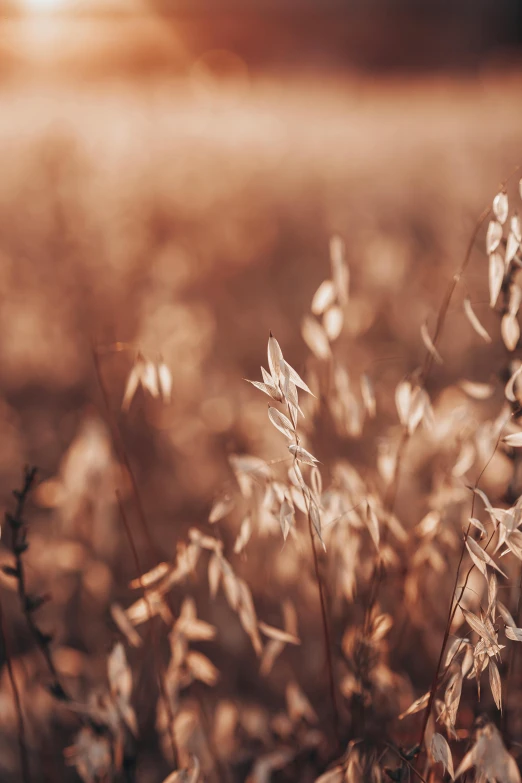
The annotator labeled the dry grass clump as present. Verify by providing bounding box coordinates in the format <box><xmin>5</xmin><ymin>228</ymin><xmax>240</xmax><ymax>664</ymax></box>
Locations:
<box><xmin>4</xmin><ymin>151</ymin><xmax>522</xmax><ymax>781</ymax></box>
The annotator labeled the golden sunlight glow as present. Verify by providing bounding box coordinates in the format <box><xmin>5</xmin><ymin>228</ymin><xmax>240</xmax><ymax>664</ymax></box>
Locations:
<box><xmin>22</xmin><ymin>0</ymin><xmax>70</xmax><ymax>10</ymax></box>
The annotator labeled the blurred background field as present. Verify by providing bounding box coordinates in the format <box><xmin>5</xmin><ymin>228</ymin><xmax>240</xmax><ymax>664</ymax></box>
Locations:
<box><xmin>1</xmin><ymin>2</ymin><xmax>522</xmax><ymax>781</ymax></box>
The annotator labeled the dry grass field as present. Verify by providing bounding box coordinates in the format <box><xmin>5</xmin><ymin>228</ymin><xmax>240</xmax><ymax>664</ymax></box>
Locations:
<box><xmin>1</xmin><ymin>64</ymin><xmax>522</xmax><ymax>782</ymax></box>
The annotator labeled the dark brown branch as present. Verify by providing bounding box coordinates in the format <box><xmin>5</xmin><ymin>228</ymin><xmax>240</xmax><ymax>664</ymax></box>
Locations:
<box><xmin>5</xmin><ymin>467</ymin><xmax>69</xmax><ymax>703</ymax></box>
<box><xmin>0</xmin><ymin>595</ymin><xmax>31</xmax><ymax>783</ymax></box>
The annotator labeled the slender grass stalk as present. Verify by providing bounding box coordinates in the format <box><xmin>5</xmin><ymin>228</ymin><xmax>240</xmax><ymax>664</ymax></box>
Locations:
<box><xmin>0</xmin><ymin>596</ymin><xmax>31</xmax><ymax>783</ymax></box>
<box><xmin>416</xmin><ymin>423</ymin><xmax>507</xmax><ymax>759</ymax></box>
<box><xmin>6</xmin><ymin>467</ymin><xmax>69</xmax><ymax>703</ymax></box>
<box><xmin>307</xmin><ymin>511</ymin><xmax>341</xmax><ymax>747</ymax></box>
<box><xmin>283</xmin><ymin>390</ymin><xmax>341</xmax><ymax>747</ymax></box>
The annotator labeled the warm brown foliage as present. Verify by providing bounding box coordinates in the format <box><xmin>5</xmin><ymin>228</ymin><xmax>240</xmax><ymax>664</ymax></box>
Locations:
<box><xmin>2</xmin><ymin>68</ymin><xmax>522</xmax><ymax>783</ymax></box>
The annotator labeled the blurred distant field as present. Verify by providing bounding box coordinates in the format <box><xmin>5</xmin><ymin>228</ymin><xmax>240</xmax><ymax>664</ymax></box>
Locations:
<box><xmin>1</xmin><ymin>21</ymin><xmax>522</xmax><ymax>778</ymax></box>
<box><xmin>1</xmin><ymin>72</ymin><xmax>521</xmax><ymax>498</ymax></box>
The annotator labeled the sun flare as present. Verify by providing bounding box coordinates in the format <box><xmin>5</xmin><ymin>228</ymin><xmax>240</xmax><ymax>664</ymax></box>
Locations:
<box><xmin>22</xmin><ymin>0</ymin><xmax>69</xmax><ymax>11</ymax></box>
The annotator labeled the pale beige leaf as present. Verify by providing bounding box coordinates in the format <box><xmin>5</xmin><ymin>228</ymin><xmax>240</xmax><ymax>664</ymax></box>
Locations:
<box><xmin>512</xmin><ymin>213</ymin><xmax>522</xmax><ymax>242</ymax></box>
<box><xmin>329</xmin><ymin>235</ymin><xmax>349</xmax><ymax>305</ymax></box>
<box><xmin>503</xmin><ymin>431</ymin><xmax>522</xmax><ymax>447</ymax></box>
<box><xmin>110</xmin><ymin>603</ymin><xmax>143</xmax><ymax>648</ymax></box>
<box><xmin>360</xmin><ymin>374</ymin><xmax>376</xmax><ymax>418</ymax></box>
<box><xmin>161</xmin><ymin>756</ymin><xmax>201</xmax><ymax>783</ymax></box>
<box><xmin>142</xmin><ymin>360</ymin><xmax>159</xmax><ymax>399</ymax></box>
<box><xmin>459</xmin><ymin>380</ymin><xmax>495</xmax><ymax>400</ymax></box>
<box><xmin>464</xmin><ymin>298</ymin><xmax>492</xmax><ymax>343</ymax></box>
<box><xmin>502</xmin><ymin>313</ymin><xmax>520</xmax><ymax>351</ymax></box>
<box><xmin>186</xmin><ymin>651</ymin><xmax>219</xmax><ymax>686</ymax></box>
<box><xmin>472</xmin><ymin>487</ymin><xmax>495</xmax><ymax>516</ymax></box>
<box><xmin>466</xmin><ymin>537</ymin><xmax>507</xmax><ymax>578</ymax></box>
<box><xmin>126</xmin><ymin>591</ymin><xmax>173</xmax><ymax>626</ymax></box>
<box><xmin>365</xmin><ymin>502</ymin><xmax>380</xmax><ymax>551</ymax></box>
<box><xmin>416</xmin><ymin>510</ymin><xmax>441</xmax><ymax>537</ymax></box>
<box><xmin>505</xmin><ymin>363</ymin><xmax>522</xmax><ymax>402</ymax></box>
<box><xmin>407</xmin><ymin>387</ymin><xmax>429</xmax><ymax>435</ymax></box>
<box><xmin>108</xmin><ymin>642</ymin><xmax>132</xmax><ymax>702</ymax></box>
<box><xmin>64</xmin><ymin>727</ymin><xmax>112</xmax><ymax>782</ymax></box>
<box><xmin>246</xmin><ymin>379</ymin><xmax>281</xmax><ymax>402</ymax></box>
<box><xmin>212</xmin><ymin>702</ymin><xmax>238</xmax><ymax>760</ymax></box>
<box><xmin>260</xmin><ymin>639</ymin><xmax>284</xmax><ymax>677</ymax></box>
<box><xmin>129</xmin><ymin>562</ymin><xmax>171</xmax><ymax>589</ymax></box>
<box><xmin>371</xmin><ymin>613</ymin><xmax>393</xmax><ymax>641</ymax></box>
<box><xmin>395</xmin><ymin>379</ymin><xmax>412</xmax><ymax>425</ymax></box>
<box><xmin>488</xmin><ymin>573</ymin><xmax>498</xmax><ymax>618</ymax></box>
<box><xmin>421</xmin><ymin>321</ymin><xmax>443</xmax><ymax>363</ymax></box>
<box><xmin>188</xmin><ymin>529</ymin><xmax>221</xmax><ymax>553</ymax></box>
<box><xmin>461</xmin><ymin>609</ymin><xmax>498</xmax><ymax>648</ymax></box>
<box><xmin>509</xmin><ymin>284</ymin><xmax>522</xmax><ymax>316</ymax></box>
<box><xmin>222</xmin><ymin>561</ymin><xmax>239</xmax><ymax>611</ymax></box>
<box><xmin>301</xmin><ymin>316</ymin><xmax>331</xmax><ymax>360</ymax></box>
<box><xmin>208</xmin><ymin>553</ymin><xmax>222</xmax><ymax>599</ymax></box>
<box><xmin>504</xmin><ymin>530</ymin><xmax>522</xmax><ymax>560</ymax></box>
<box><xmin>234</xmin><ymin>516</ymin><xmax>252</xmax><ymax>555</ymax></box>
<box><xmin>489</xmin><ymin>658</ymin><xmax>502</xmax><ymax>711</ymax></box>
<box><xmin>248</xmin><ymin>750</ymin><xmax>294</xmax><ymax>783</ymax></box>
<box><xmin>505</xmin><ymin>626</ymin><xmax>522</xmax><ymax>641</ymax></box>
<box><xmin>323</xmin><ymin>306</ymin><xmax>344</xmax><ymax>341</ymax></box>
<box><xmin>506</xmin><ymin>232</ymin><xmax>520</xmax><ymax>266</ymax></box>
<box><xmin>455</xmin><ymin>720</ymin><xmax>520</xmax><ymax>782</ymax></box>
<box><xmin>288</xmin><ymin>443</ymin><xmax>319</xmax><ymax>466</ymax></box>
<box><xmin>282</xmin><ymin>360</ymin><xmax>314</xmax><ymax>396</ymax></box>
<box><xmin>176</xmin><ymin>616</ymin><xmax>216</xmax><ymax>642</ymax></box>
<box><xmin>468</xmin><ymin>517</ymin><xmax>487</xmax><ymax>537</ymax></box>
<box><xmin>267</xmin><ymin>333</ymin><xmax>284</xmax><ymax>387</ymax></box>
<box><xmin>158</xmin><ymin>362</ymin><xmax>173</xmax><ymax>404</ymax></box>
<box><xmin>209</xmin><ymin>495</ymin><xmax>235</xmax><ymax>524</ymax></box>
<box><xmin>311</xmin><ymin>280</ymin><xmax>336</xmax><ymax>315</ymax></box>
<box><xmin>398</xmin><ymin>690</ymin><xmax>430</xmax><ymax>719</ymax></box>
<box><xmin>444</xmin><ymin>637</ymin><xmax>468</xmax><ymax>669</ymax></box>
<box><xmin>282</xmin><ymin>599</ymin><xmax>298</xmax><ymax>637</ymax></box>
<box><xmin>258</xmin><ymin>622</ymin><xmax>300</xmax><ymax>645</ymax></box>
<box><xmin>431</xmin><ymin>732</ymin><xmax>455</xmax><ymax>780</ymax></box>
<box><xmin>493</xmin><ymin>191</ymin><xmax>509</xmax><ymax>224</ymax></box>
<box><xmin>237</xmin><ymin>578</ymin><xmax>263</xmax><ymax>656</ymax></box>
<box><xmin>489</xmin><ymin>251</ymin><xmax>504</xmax><ymax>307</ymax></box>
<box><xmin>444</xmin><ymin>669</ymin><xmax>463</xmax><ymax>727</ymax></box>
<box><xmin>310</xmin><ymin>466</ymin><xmax>322</xmax><ymax>500</ymax></box>
<box><xmin>122</xmin><ymin>359</ymin><xmax>145</xmax><ymax>412</ymax></box>
<box><xmin>487</xmin><ymin>219</ymin><xmax>503</xmax><ymax>253</ymax></box>
<box><xmin>286</xmin><ymin>680</ymin><xmax>317</xmax><ymax>724</ymax></box>
<box><xmin>455</xmin><ymin>747</ymin><xmax>474</xmax><ymax>779</ymax></box>
<box><xmin>279</xmin><ymin>500</ymin><xmax>295</xmax><ymax>541</ymax></box>
<box><xmin>267</xmin><ymin>406</ymin><xmax>295</xmax><ymax>439</ymax></box>
<box><xmin>314</xmin><ymin>767</ymin><xmax>344</xmax><ymax>783</ymax></box>
<box><xmin>497</xmin><ymin>601</ymin><xmax>516</xmax><ymax>628</ymax></box>
<box><xmin>309</xmin><ymin>500</ymin><xmax>326</xmax><ymax>551</ymax></box>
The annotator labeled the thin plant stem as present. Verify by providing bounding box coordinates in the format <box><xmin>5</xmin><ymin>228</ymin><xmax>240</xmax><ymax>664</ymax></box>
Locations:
<box><xmin>284</xmin><ymin>394</ymin><xmax>340</xmax><ymax>747</ymax></box>
<box><xmin>308</xmin><ymin>512</ymin><xmax>341</xmax><ymax>747</ymax></box>
<box><xmin>0</xmin><ymin>595</ymin><xmax>31</xmax><ymax>783</ymax></box>
<box><xmin>362</xmin><ymin>207</ymin><xmax>492</xmax><ymax>643</ymax></box>
<box><xmin>384</xmin><ymin>743</ymin><xmax>427</xmax><ymax>783</ymax></box>
<box><xmin>115</xmin><ymin>490</ymin><xmax>178</xmax><ymax>768</ymax></box>
<box><xmin>91</xmin><ymin>345</ymin><xmax>158</xmax><ymax>559</ymax></box>
<box><xmin>416</xmin><ymin>419</ymin><xmax>507</xmax><ymax>757</ymax></box>
<box><xmin>503</xmin><ymin>561</ymin><xmax>522</xmax><ymax>741</ymax></box>
<box><xmin>6</xmin><ymin>467</ymin><xmax>70</xmax><ymax>703</ymax></box>
<box><xmin>93</xmin><ymin>345</ymin><xmax>178</xmax><ymax>763</ymax></box>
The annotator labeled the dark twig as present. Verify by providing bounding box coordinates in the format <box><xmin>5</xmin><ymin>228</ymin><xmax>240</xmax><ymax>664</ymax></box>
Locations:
<box><xmin>416</xmin><ymin>421</ymin><xmax>507</xmax><ymax>759</ymax></box>
<box><xmin>307</xmin><ymin>512</ymin><xmax>341</xmax><ymax>747</ymax></box>
<box><xmin>0</xmin><ymin>594</ymin><xmax>31</xmax><ymax>783</ymax></box>
<box><xmin>5</xmin><ymin>467</ymin><xmax>69</xmax><ymax>703</ymax></box>
<box><xmin>115</xmin><ymin>491</ymin><xmax>178</xmax><ymax>768</ymax></box>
